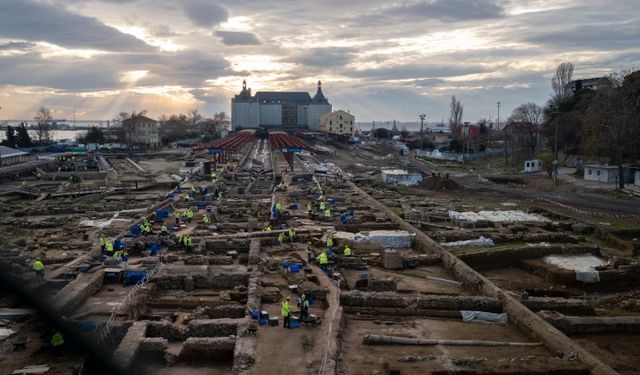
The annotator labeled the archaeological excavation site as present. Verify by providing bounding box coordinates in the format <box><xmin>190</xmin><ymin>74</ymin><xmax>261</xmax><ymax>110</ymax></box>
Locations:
<box><xmin>2</xmin><ymin>130</ymin><xmax>640</xmax><ymax>375</ymax></box>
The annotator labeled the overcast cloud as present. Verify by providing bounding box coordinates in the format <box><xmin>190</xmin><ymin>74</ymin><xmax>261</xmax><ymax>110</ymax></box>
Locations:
<box><xmin>0</xmin><ymin>0</ymin><xmax>638</xmax><ymax>122</ymax></box>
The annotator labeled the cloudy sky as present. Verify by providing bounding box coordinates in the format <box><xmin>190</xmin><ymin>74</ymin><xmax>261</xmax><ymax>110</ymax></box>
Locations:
<box><xmin>0</xmin><ymin>0</ymin><xmax>638</xmax><ymax>123</ymax></box>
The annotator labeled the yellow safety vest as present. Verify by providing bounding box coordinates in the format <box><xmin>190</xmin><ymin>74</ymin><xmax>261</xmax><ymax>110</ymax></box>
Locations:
<box><xmin>33</xmin><ymin>260</ymin><xmax>44</xmax><ymax>271</ymax></box>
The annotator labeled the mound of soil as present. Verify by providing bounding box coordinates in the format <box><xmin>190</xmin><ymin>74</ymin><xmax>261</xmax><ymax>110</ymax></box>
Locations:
<box><xmin>418</xmin><ymin>176</ymin><xmax>460</xmax><ymax>191</ymax></box>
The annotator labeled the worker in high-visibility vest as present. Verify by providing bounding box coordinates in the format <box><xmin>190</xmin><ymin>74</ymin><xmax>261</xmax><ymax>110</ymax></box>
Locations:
<box><xmin>160</xmin><ymin>224</ymin><xmax>169</xmax><ymax>236</ymax></box>
<box><xmin>278</xmin><ymin>231</ymin><xmax>286</xmax><ymax>244</ymax></box>
<box><xmin>318</xmin><ymin>251</ymin><xmax>329</xmax><ymax>273</ymax></box>
<box><xmin>202</xmin><ymin>215</ymin><xmax>209</xmax><ymax>225</ymax></box>
<box><xmin>343</xmin><ymin>245</ymin><xmax>352</xmax><ymax>257</ymax></box>
<box><xmin>324</xmin><ymin>208</ymin><xmax>332</xmax><ymax>221</ymax></box>
<box><xmin>326</xmin><ymin>236</ymin><xmax>334</xmax><ymax>249</ymax></box>
<box><xmin>173</xmin><ymin>210</ymin><xmax>181</xmax><ymax>226</ymax></box>
<box><xmin>105</xmin><ymin>242</ymin><xmax>114</xmax><ymax>256</ymax></box>
<box><xmin>33</xmin><ymin>258</ymin><xmax>44</xmax><ymax>283</ymax></box>
<box><xmin>288</xmin><ymin>227</ymin><xmax>296</xmax><ymax>242</ymax></box>
<box><xmin>50</xmin><ymin>330</ymin><xmax>64</xmax><ymax>354</ymax></box>
<box><xmin>99</xmin><ymin>234</ymin><xmax>107</xmax><ymax>253</ymax></box>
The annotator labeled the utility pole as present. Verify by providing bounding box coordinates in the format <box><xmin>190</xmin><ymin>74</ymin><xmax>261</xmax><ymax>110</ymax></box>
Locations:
<box><xmin>497</xmin><ymin>101</ymin><xmax>501</xmax><ymax>130</ymax></box>
<box><xmin>419</xmin><ymin>113</ymin><xmax>426</xmax><ymax>147</ymax></box>
<box><xmin>553</xmin><ymin>106</ymin><xmax>559</xmax><ymax>189</ymax></box>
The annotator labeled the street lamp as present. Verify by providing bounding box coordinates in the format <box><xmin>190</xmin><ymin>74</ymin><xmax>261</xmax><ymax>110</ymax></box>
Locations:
<box><xmin>419</xmin><ymin>113</ymin><xmax>426</xmax><ymax>146</ymax></box>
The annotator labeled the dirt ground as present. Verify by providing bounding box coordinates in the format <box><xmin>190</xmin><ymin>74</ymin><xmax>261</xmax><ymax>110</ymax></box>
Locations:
<box><xmin>572</xmin><ymin>334</ymin><xmax>640</xmax><ymax>375</ymax></box>
<box><xmin>340</xmin><ymin>317</ymin><xmax>561</xmax><ymax>374</ymax></box>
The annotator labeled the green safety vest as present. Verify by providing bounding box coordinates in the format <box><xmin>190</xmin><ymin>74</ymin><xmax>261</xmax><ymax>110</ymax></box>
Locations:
<box><xmin>51</xmin><ymin>332</ymin><xmax>64</xmax><ymax>347</ymax></box>
<box><xmin>344</xmin><ymin>247</ymin><xmax>352</xmax><ymax>256</ymax></box>
<box><xmin>33</xmin><ymin>260</ymin><xmax>44</xmax><ymax>271</ymax></box>
<box><xmin>281</xmin><ymin>300</ymin><xmax>290</xmax><ymax>316</ymax></box>
<box><xmin>318</xmin><ymin>252</ymin><xmax>328</xmax><ymax>265</ymax></box>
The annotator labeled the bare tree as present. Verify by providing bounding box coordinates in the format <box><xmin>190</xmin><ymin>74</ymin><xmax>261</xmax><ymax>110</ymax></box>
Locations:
<box><xmin>448</xmin><ymin>96</ymin><xmax>463</xmax><ymax>135</ymax></box>
<box><xmin>188</xmin><ymin>109</ymin><xmax>202</xmax><ymax>129</ymax></box>
<box><xmin>507</xmin><ymin>102</ymin><xmax>543</xmax><ymax>156</ymax></box>
<box><xmin>551</xmin><ymin>62</ymin><xmax>574</xmax><ymax>103</ymax></box>
<box><xmin>34</xmin><ymin>106</ymin><xmax>53</xmax><ymax>145</ymax></box>
<box><xmin>583</xmin><ymin>69</ymin><xmax>640</xmax><ymax>190</ymax></box>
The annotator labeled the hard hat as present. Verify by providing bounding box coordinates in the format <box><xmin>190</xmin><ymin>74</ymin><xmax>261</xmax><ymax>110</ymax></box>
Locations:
<box><xmin>286</xmin><ymin>296</ymin><xmax>291</xmax><ymax>300</ymax></box>
<box><xmin>307</xmin><ymin>242</ymin><xmax>311</xmax><ymax>244</ymax></box>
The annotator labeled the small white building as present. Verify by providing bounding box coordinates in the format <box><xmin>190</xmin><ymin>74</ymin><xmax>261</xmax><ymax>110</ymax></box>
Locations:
<box><xmin>524</xmin><ymin>159</ymin><xmax>542</xmax><ymax>173</ymax></box>
<box><xmin>584</xmin><ymin>164</ymin><xmax>619</xmax><ymax>183</ymax></box>
<box><xmin>381</xmin><ymin>169</ymin><xmax>423</xmax><ymax>186</ymax></box>
<box><xmin>319</xmin><ymin>109</ymin><xmax>355</xmax><ymax>135</ymax></box>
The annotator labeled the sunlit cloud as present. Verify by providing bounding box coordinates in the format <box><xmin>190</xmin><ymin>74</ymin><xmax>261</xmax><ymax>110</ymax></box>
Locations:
<box><xmin>112</xmin><ymin>25</ymin><xmax>185</xmax><ymax>52</ymax></box>
<box><xmin>121</xmin><ymin>70</ymin><xmax>149</xmax><ymax>83</ymax></box>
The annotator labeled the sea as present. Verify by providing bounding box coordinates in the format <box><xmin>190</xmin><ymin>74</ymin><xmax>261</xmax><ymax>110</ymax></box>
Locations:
<box><xmin>0</xmin><ymin>120</ymin><xmax>111</xmax><ymax>142</ymax></box>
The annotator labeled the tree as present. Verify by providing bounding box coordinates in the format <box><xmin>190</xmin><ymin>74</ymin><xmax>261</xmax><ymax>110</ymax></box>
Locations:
<box><xmin>2</xmin><ymin>126</ymin><xmax>17</xmax><ymax>148</ymax></box>
<box><xmin>551</xmin><ymin>62</ymin><xmax>574</xmax><ymax>104</ymax></box>
<box><xmin>448</xmin><ymin>95</ymin><xmax>463</xmax><ymax>135</ymax></box>
<box><xmin>34</xmin><ymin>106</ymin><xmax>53</xmax><ymax>145</ymax></box>
<box><xmin>16</xmin><ymin>123</ymin><xmax>32</xmax><ymax>148</ymax></box>
<box><xmin>583</xmin><ymin>70</ymin><xmax>640</xmax><ymax>190</ymax></box>
<box><xmin>373</xmin><ymin>128</ymin><xmax>392</xmax><ymax>139</ymax></box>
<box><xmin>159</xmin><ymin>113</ymin><xmax>191</xmax><ymax>144</ymax></box>
<box><xmin>213</xmin><ymin>111</ymin><xmax>229</xmax><ymax>130</ymax></box>
<box><xmin>82</xmin><ymin>126</ymin><xmax>105</xmax><ymax>144</ymax></box>
<box><xmin>188</xmin><ymin>109</ymin><xmax>202</xmax><ymax>129</ymax></box>
<box><xmin>507</xmin><ymin>102</ymin><xmax>543</xmax><ymax>156</ymax></box>
<box><xmin>538</xmin><ymin>151</ymin><xmax>555</xmax><ymax>178</ymax></box>
<box><xmin>448</xmin><ymin>139</ymin><xmax>463</xmax><ymax>153</ymax></box>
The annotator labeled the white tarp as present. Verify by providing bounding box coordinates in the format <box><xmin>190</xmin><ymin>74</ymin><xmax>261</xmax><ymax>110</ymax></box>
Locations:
<box><xmin>543</xmin><ymin>254</ymin><xmax>604</xmax><ymax>283</ymax></box>
<box><xmin>440</xmin><ymin>236</ymin><xmax>495</xmax><ymax>248</ymax></box>
<box><xmin>331</xmin><ymin>230</ymin><xmax>414</xmax><ymax>248</ymax></box>
<box><xmin>448</xmin><ymin>210</ymin><xmax>548</xmax><ymax>224</ymax></box>
<box><xmin>461</xmin><ymin>311</ymin><xmax>508</xmax><ymax>323</ymax></box>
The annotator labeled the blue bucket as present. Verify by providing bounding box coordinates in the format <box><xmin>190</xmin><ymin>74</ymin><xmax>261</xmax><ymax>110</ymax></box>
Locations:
<box><xmin>206</xmin><ymin>206</ymin><xmax>213</xmax><ymax>213</ymax></box>
<box><xmin>290</xmin><ymin>203</ymin><xmax>298</xmax><ymax>209</ymax></box>
<box><xmin>282</xmin><ymin>260</ymin><xmax>290</xmax><ymax>269</ymax></box>
<box><xmin>290</xmin><ymin>263</ymin><xmax>300</xmax><ymax>273</ymax></box>
<box><xmin>79</xmin><ymin>265</ymin><xmax>89</xmax><ymax>273</ymax></box>
<box><xmin>258</xmin><ymin>318</ymin><xmax>268</xmax><ymax>326</ymax></box>
<box><xmin>289</xmin><ymin>321</ymin><xmax>299</xmax><ymax>329</ymax></box>
<box><xmin>249</xmin><ymin>310</ymin><xmax>260</xmax><ymax>320</ymax></box>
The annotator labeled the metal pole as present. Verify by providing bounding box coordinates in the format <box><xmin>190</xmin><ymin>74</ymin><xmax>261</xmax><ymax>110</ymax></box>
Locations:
<box><xmin>419</xmin><ymin>114</ymin><xmax>426</xmax><ymax>146</ymax></box>
<box><xmin>554</xmin><ymin>108</ymin><xmax>559</xmax><ymax>189</ymax></box>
